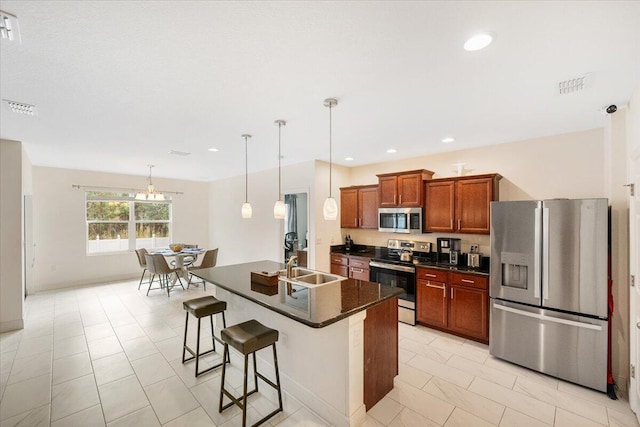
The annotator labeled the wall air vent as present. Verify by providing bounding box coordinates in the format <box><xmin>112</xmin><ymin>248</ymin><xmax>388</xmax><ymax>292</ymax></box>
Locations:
<box><xmin>558</xmin><ymin>73</ymin><xmax>592</xmax><ymax>95</ymax></box>
<box><xmin>3</xmin><ymin>99</ymin><xmax>37</xmax><ymax>116</ymax></box>
<box><xmin>168</xmin><ymin>150</ymin><xmax>191</xmax><ymax>156</ymax></box>
<box><xmin>0</xmin><ymin>10</ymin><xmax>20</xmax><ymax>43</ymax></box>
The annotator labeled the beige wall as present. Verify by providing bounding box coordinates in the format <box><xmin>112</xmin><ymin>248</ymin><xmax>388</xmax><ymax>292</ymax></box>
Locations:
<box><xmin>345</xmin><ymin>129</ymin><xmax>605</xmax><ymax>255</ymax></box>
<box><xmin>0</xmin><ymin>140</ymin><xmax>25</xmax><ymax>332</ymax></box>
<box><xmin>32</xmin><ymin>166</ymin><xmax>210</xmax><ymax>291</ymax></box>
<box><xmin>209</xmin><ymin>161</ymin><xmax>315</xmax><ymax>267</ymax></box>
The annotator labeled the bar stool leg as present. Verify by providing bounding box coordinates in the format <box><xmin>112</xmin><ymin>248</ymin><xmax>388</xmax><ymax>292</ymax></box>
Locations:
<box><xmin>210</xmin><ymin>315</ymin><xmax>216</xmax><ymax>352</ymax></box>
<box><xmin>195</xmin><ymin>317</ymin><xmax>202</xmax><ymax>375</ymax></box>
<box><xmin>273</xmin><ymin>343</ymin><xmax>283</xmax><ymax>412</ymax></box>
<box><xmin>182</xmin><ymin>312</ymin><xmax>189</xmax><ymax>363</ymax></box>
<box><xmin>219</xmin><ymin>344</ymin><xmax>229</xmax><ymax>413</ymax></box>
<box><xmin>252</xmin><ymin>352</ymin><xmax>259</xmax><ymax>392</ymax></box>
<box><xmin>242</xmin><ymin>354</ymin><xmax>249</xmax><ymax>427</ymax></box>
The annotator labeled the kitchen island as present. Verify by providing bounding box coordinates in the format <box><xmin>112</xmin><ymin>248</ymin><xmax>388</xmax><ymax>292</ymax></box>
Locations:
<box><xmin>192</xmin><ymin>260</ymin><xmax>401</xmax><ymax>427</ymax></box>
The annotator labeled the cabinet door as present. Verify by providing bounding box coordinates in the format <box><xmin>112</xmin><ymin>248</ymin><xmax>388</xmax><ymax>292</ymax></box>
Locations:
<box><xmin>359</xmin><ymin>186</ymin><xmax>379</xmax><ymax>229</ymax></box>
<box><xmin>397</xmin><ymin>173</ymin><xmax>423</xmax><ymax>207</ymax></box>
<box><xmin>424</xmin><ymin>181</ymin><xmax>455</xmax><ymax>232</ymax></box>
<box><xmin>378</xmin><ymin>176</ymin><xmax>398</xmax><ymax>207</ymax></box>
<box><xmin>340</xmin><ymin>188</ymin><xmax>359</xmax><ymax>228</ymax></box>
<box><xmin>448</xmin><ymin>285</ymin><xmax>488</xmax><ymax>341</ymax></box>
<box><xmin>456</xmin><ymin>177</ymin><xmax>493</xmax><ymax>234</ymax></box>
<box><xmin>416</xmin><ymin>279</ymin><xmax>448</xmax><ymax>328</ymax></box>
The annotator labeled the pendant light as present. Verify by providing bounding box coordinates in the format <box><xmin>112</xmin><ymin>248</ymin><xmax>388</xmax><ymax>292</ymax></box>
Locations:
<box><xmin>135</xmin><ymin>164</ymin><xmax>165</xmax><ymax>201</ymax></box>
<box><xmin>322</xmin><ymin>98</ymin><xmax>338</xmax><ymax>220</ymax></box>
<box><xmin>273</xmin><ymin>120</ymin><xmax>286</xmax><ymax>219</ymax></box>
<box><xmin>241</xmin><ymin>134</ymin><xmax>252</xmax><ymax>219</ymax></box>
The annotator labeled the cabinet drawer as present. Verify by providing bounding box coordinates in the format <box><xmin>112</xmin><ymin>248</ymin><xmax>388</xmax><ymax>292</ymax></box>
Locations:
<box><xmin>416</xmin><ymin>268</ymin><xmax>448</xmax><ymax>283</ymax></box>
<box><xmin>350</xmin><ymin>267</ymin><xmax>370</xmax><ymax>281</ymax></box>
<box><xmin>349</xmin><ymin>256</ymin><xmax>370</xmax><ymax>269</ymax></box>
<box><xmin>450</xmin><ymin>272</ymin><xmax>488</xmax><ymax>290</ymax></box>
<box><xmin>331</xmin><ymin>254</ymin><xmax>348</xmax><ymax>266</ymax></box>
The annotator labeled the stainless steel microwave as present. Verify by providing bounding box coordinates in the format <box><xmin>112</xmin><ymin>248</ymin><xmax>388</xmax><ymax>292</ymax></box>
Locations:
<box><xmin>378</xmin><ymin>208</ymin><xmax>422</xmax><ymax>234</ymax></box>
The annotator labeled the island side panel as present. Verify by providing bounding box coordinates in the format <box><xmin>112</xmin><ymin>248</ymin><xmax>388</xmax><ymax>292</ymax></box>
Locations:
<box><xmin>364</xmin><ymin>296</ymin><xmax>399</xmax><ymax>410</ymax></box>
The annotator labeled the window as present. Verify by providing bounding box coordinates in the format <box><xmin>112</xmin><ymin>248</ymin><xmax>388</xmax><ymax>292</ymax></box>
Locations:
<box><xmin>86</xmin><ymin>191</ymin><xmax>172</xmax><ymax>254</ymax></box>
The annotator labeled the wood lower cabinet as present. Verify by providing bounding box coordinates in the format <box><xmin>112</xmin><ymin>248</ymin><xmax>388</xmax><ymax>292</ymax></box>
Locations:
<box><xmin>416</xmin><ymin>267</ymin><xmax>489</xmax><ymax>343</ymax></box>
<box><xmin>377</xmin><ymin>169</ymin><xmax>434</xmax><ymax>207</ymax></box>
<box><xmin>340</xmin><ymin>185</ymin><xmax>378</xmax><ymax>229</ymax></box>
<box><xmin>416</xmin><ymin>279</ymin><xmax>447</xmax><ymax>328</ymax></box>
<box><xmin>330</xmin><ymin>254</ymin><xmax>349</xmax><ymax>276</ymax></box>
<box><xmin>330</xmin><ymin>253</ymin><xmax>371</xmax><ymax>280</ymax></box>
<box><xmin>424</xmin><ymin>174</ymin><xmax>501</xmax><ymax>235</ymax></box>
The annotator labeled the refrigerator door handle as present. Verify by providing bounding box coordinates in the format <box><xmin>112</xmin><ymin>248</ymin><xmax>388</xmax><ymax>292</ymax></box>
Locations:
<box><xmin>493</xmin><ymin>303</ymin><xmax>603</xmax><ymax>331</ymax></box>
<box><xmin>542</xmin><ymin>207</ymin><xmax>550</xmax><ymax>301</ymax></box>
<box><xmin>534</xmin><ymin>206</ymin><xmax>542</xmax><ymax>299</ymax></box>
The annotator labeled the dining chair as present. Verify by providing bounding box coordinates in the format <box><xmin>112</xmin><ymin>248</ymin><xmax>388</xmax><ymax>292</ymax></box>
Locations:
<box><xmin>145</xmin><ymin>253</ymin><xmax>185</xmax><ymax>296</ymax></box>
<box><xmin>135</xmin><ymin>248</ymin><xmax>154</xmax><ymax>290</ymax></box>
<box><xmin>188</xmin><ymin>248</ymin><xmax>218</xmax><ymax>290</ymax></box>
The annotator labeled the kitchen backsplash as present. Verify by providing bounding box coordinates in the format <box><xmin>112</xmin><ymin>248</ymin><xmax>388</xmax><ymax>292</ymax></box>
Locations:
<box><xmin>342</xmin><ymin>229</ymin><xmax>491</xmax><ymax>255</ymax></box>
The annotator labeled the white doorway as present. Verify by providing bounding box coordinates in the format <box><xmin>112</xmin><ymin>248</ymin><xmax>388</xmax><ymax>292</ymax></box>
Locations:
<box><xmin>630</xmin><ymin>147</ymin><xmax>640</xmax><ymax>421</ymax></box>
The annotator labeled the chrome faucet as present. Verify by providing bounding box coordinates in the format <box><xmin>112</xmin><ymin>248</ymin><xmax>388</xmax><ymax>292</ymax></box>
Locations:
<box><xmin>286</xmin><ymin>256</ymin><xmax>298</xmax><ymax>279</ymax></box>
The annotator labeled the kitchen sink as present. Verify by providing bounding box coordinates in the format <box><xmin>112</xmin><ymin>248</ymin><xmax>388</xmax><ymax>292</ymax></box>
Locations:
<box><xmin>278</xmin><ymin>268</ymin><xmax>345</xmax><ymax>287</ymax></box>
<box><xmin>277</xmin><ymin>267</ymin><xmax>314</xmax><ymax>278</ymax></box>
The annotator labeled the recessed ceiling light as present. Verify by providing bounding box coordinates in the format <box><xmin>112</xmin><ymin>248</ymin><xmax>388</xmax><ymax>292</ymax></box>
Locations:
<box><xmin>208</xmin><ymin>147</ymin><xmax>219</xmax><ymax>152</ymax></box>
<box><xmin>464</xmin><ymin>33</ymin><xmax>493</xmax><ymax>51</ymax></box>
<box><xmin>345</xmin><ymin>157</ymin><xmax>354</xmax><ymax>161</ymax></box>
<box><xmin>442</xmin><ymin>137</ymin><xmax>455</xmax><ymax>144</ymax></box>
<box><xmin>386</xmin><ymin>148</ymin><xmax>397</xmax><ymax>154</ymax></box>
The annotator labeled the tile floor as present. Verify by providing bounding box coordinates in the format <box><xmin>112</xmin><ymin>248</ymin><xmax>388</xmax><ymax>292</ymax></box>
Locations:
<box><xmin>0</xmin><ymin>278</ymin><xmax>637</xmax><ymax>427</ymax></box>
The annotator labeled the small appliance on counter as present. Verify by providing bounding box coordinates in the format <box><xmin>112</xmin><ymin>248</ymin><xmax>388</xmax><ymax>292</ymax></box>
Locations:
<box><xmin>467</xmin><ymin>245</ymin><xmax>482</xmax><ymax>268</ymax></box>
<box><xmin>436</xmin><ymin>237</ymin><xmax>461</xmax><ymax>265</ymax></box>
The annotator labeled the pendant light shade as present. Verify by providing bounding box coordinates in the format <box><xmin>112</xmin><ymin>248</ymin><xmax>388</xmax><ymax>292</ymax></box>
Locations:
<box><xmin>273</xmin><ymin>200</ymin><xmax>285</xmax><ymax>219</ymax></box>
<box><xmin>273</xmin><ymin>120</ymin><xmax>286</xmax><ymax>219</ymax></box>
<box><xmin>241</xmin><ymin>134</ymin><xmax>252</xmax><ymax>219</ymax></box>
<box><xmin>323</xmin><ymin>98</ymin><xmax>338</xmax><ymax>220</ymax></box>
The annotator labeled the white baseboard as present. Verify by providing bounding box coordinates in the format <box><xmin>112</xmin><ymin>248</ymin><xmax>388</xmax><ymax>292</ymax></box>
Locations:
<box><xmin>0</xmin><ymin>318</ymin><xmax>24</xmax><ymax>333</ymax></box>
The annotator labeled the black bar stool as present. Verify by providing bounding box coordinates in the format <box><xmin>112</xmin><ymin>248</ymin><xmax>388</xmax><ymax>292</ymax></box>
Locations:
<box><xmin>218</xmin><ymin>320</ymin><xmax>283</xmax><ymax>427</ymax></box>
<box><xmin>182</xmin><ymin>296</ymin><xmax>229</xmax><ymax>377</ymax></box>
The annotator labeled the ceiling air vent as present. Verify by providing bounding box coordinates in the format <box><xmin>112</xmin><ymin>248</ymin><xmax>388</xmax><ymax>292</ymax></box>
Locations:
<box><xmin>0</xmin><ymin>10</ymin><xmax>20</xmax><ymax>42</ymax></box>
<box><xmin>558</xmin><ymin>73</ymin><xmax>592</xmax><ymax>95</ymax></box>
<box><xmin>168</xmin><ymin>150</ymin><xmax>191</xmax><ymax>156</ymax></box>
<box><xmin>3</xmin><ymin>99</ymin><xmax>37</xmax><ymax>116</ymax></box>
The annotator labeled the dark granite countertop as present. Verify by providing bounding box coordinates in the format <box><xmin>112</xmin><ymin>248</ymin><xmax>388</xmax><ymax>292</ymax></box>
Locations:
<box><xmin>191</xmin><ymin>260</ymin><xmax>402</xmax><ymax>328</ymax></box>
<box><xmin>413</xmin><ymin>261</ymin><xmax>490</xmax><ymax>276</ymax></box>
<box><xmin>330</xmin><ymin>245</ymin><xmax>378</xmax><ymax>258</ymax></box>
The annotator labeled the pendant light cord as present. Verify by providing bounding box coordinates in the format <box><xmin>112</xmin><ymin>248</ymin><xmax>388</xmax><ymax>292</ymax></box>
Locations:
<box><xmin>328</xmin><ymin>103</ymin><xmax>333</xmax><ymax>198</ymax></box>
<box><xmin>244</xmin><ymin>136</ymin><xmax>249</xmax><ymax>203</ymax></box>
<box><xmin>278</xmin><ymin>122</ymin><xmax>282</xmax><ymax>199</ymax></box>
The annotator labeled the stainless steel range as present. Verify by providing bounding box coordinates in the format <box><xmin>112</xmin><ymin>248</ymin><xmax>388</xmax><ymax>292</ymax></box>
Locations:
<box><xmin>369</xmin><ymin>239</ymin><xmax>432</xmax><ymax>325</ymax></box>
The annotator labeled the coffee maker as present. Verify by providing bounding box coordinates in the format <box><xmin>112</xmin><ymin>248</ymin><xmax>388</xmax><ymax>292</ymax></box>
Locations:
<box><xmin>436</xmin><ymin>238</ymin><xmax>462</xmax><ymax>265</ymax></box>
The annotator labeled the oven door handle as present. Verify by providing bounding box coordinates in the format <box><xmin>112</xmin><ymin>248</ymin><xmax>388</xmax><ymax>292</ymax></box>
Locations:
<box><xmin>369</xmin><ymin>261</ymin><xmax>416</xmax><ymax>273</ymax></box>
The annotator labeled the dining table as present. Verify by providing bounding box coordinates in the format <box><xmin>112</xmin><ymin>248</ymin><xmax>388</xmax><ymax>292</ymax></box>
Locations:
<box><xmin>149</xmin><ymin>247</ymin><xmax>205</xmax><ymax>285</ymax></box>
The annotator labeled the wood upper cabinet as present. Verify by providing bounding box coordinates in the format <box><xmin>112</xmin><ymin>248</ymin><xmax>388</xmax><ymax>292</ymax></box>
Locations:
<box><xmin>340</xmin><ymin>185</ymin><xmax>378</xmax><ymax>229</ymax></box>
<box><xmin>416</xmin><ymin>267</ymin><xmax>489</xmax><ymax>343</ymax></box>
<box><xmin>424</xmin><ymin>174</ymin><xmax>501</xmax><ymax>235</ymax></box>
<box><xmin>340</xmin><ymin>188</ymin><xmax>359</xmax><ymax>228</ymax></box>
<box><xmin>423</xmin><ymin>181</ymin><xmax>455</xmax><ymax>232</ymax></box>
<box><xmin>358</xmin><ymin>186</ymin><xmax>379</xmax><ymax>229</ymax></box>
<box><xmin>377</xmin><ymin>170</ymin><xmax>434</xmax><ymax>207</ymax></box>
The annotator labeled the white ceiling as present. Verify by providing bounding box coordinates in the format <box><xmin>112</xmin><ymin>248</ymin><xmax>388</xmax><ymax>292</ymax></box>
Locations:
<box><xmin>1</xmin><ymin>1</ymin><xmax>639</xmax><ymax>182</ymax></box>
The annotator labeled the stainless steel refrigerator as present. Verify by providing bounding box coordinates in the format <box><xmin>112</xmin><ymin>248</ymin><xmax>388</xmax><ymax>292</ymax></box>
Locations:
<box><xmin>489</xmin><ymin>198</ymin><xmax>609</xmax><ymax>391</ymax></box>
